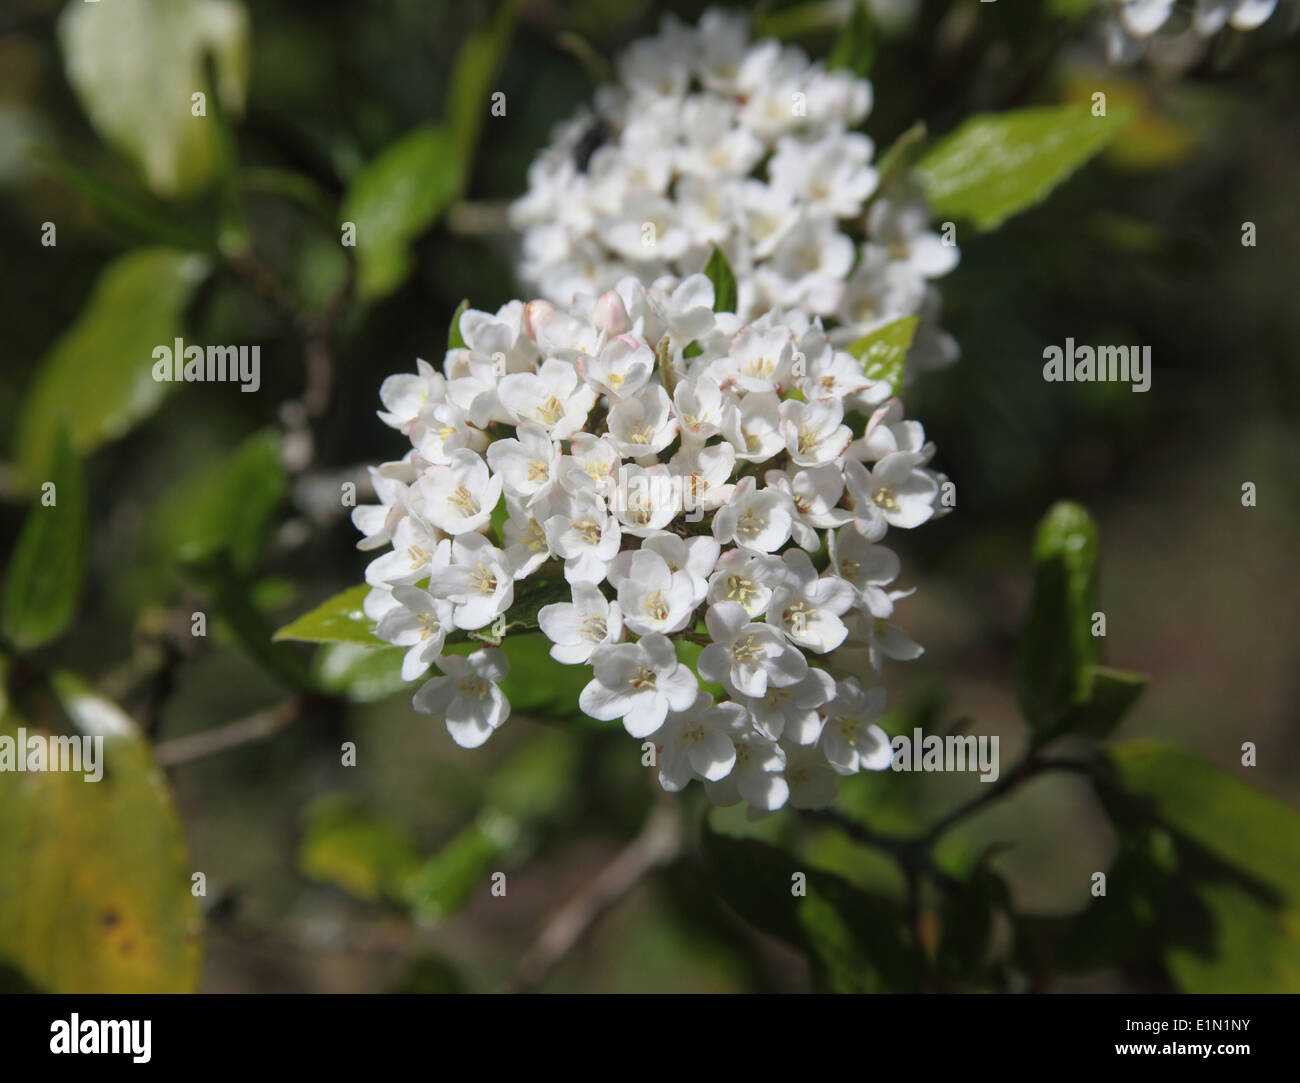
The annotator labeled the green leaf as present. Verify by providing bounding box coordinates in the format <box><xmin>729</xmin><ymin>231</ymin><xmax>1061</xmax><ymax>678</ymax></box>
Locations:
<box><xmin>847</xmin><ymin>315</ymin><xmax>918</xmax><ymax>396</ymax></box>
<box><xmin>702</xmin><ymin>826</ymin><xmax>916</xmax><ymax>992</ymax></box>
<box><xmin>703</xmin><ymin>245</ymin><xmax>738</xmax><ymax>315</ymax></box>
<box><xmin>298</xmin><ymin>794</ymin><xmax>422</xmax><ymax>905</ymax></box>
<box><xmin>1049</xmin><ymin>665</ymin><xmax>1147</xmax><ymax>741</ymax></box>
<box><xmin>1164</xmin><ymin>880</ymin><xmax>1300</xmax><ymax>993</ymax></box>
<box><xmin>342</xmin><ymin>125</ymin><xmax>463</xmax><ymax>300</ymax></box>
<box><xmin>448</xmin><ymin>299</ymin><xmax>470</xmax><ymax>350</ymax></box>
<box><xmin>874</xmin><ymin>121</ymin><xmax>927</xmax><ymax>193</ymax></box>
<box><xmin>1103</xmin><ymin>741</ymin><xmax>1300</xmax><ymax>992</ymax></box>
<box><xmin>496</xmin><ymin>633</ymin><xmax>600</xmax><ymax>726</ymax></box>
<box><xmin>1014</xmin><ymin>501</ymin><xmax>1102</xmax><ymax>733</ymax></box>
<box><xmin>828</xmin><ymin>0</ymin><xmax>876</xmax><ymax>78</ymax></box>
<box><xmin>1106</xmin><ymin>740</ymin><xmax>1300</xmax><ymax>903</ymax></box>
<box><xmin>57</xmin><ymin>0</ymin><xmax>249</xmax><ymax>197</ymax></box>
<box><xmin>310</xmin><ymin>644</ymin><xmax>412</xmax><ymax>703</ymax></box>
<box><xmin>15</xmin><ymin>249</ymin><xmax>210</xmax><ymax>484</ymax></box>
<box><xmin>153</xmin><ymin>429</ymin><xmax>286</xmax><ymax>574</ymax></box>
<box><xmin>403</xmin><ymin>810</ymin><xmax>517</xmax><ymax>925</ymax></box>
<box><xmin>2</xmin><ymin>426</ymin><xmax>86</xmax><ymax>652</ymax></box>
<box><xmin>914</xmin><ymin>104</ymin><xmax>1135</xmax><ymax>231</ymax></box>
<box><xmin>33</xmin><ymin>147</ymin><xmax>211</xmax><ymax>249</ymax></box>
<box><xmin>273</xmin><ymin>584</ymin><xmax>384</xmax><ymax>646</ymax></box>
<box><xmin>0</xmin><ymin>677</ymin><xmax>202</xmax><ymax>992</ymax></box>
<box><xmin>446</xmin><ymin>0</ymin><xmax>519</xmax><ymax>165</ymax></box>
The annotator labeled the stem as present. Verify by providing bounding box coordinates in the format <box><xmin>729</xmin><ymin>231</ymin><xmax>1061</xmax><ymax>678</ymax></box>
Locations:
<box><xmin>505</xmin><ymin>795</ymin><xmax>681</xmax><ymax>993</ymax></box>
<box><xmin>154</xmin><ymin>698</ymin><xmax>304</xmax><ymax>766</ymax></box>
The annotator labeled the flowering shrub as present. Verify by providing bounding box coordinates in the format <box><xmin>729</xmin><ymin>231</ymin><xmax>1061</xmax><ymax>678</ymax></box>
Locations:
<box><xmin>357</xmin><ymin>270</ymin><xmax>945</xmax><ymax>812</ymax></box>
<box><xmin>509</xmin><ymin>9</ymin><xmax>960</xmax><ymax>372</ymax></box>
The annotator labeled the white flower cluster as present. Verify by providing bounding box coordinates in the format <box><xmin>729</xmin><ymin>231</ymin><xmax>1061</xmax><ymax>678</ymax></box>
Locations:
<box><xmin>508</xmin><ymin>8</ymin><xmax>960</xmax><ymax>374</ymax></box>
<box><xmin>1104</xmin><ymin>0</ymin><xmax>1279</xmax><ymax>64</ymax></box>
<box><xmin>356</xmin><ymin>274</ymin><xmax>947</xmax><ymax>813</ymax></box>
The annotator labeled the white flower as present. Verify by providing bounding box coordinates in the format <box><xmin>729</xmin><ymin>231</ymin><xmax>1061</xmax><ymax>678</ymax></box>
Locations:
<box><xmin>843</xmin><ymin>451</ymin><xmax>938</xmax><ymax>536</ymax></box>
<box><xmin>765</xmin><ymin>549</ymin><xmax>855</xmax><ymax>653</ymax></box>
<box><xmin>655</xmin><ymin>691</ymin><xmax>743</xmax><ymax>791</ymax></box>
<box><xmin>378</xmin><ymin>359</ymin><xmax>445</xmax><ymax>433</ymax></box>
<box><xmin>829</xmin><ymin>526</ymin><xmax>903</xmax><ymax>618</ymax></box>
<box><xmin>485</xmin><ymin>421</ymin><xmax>560</xmax><ymax>506</ymax></box>
<box><xmin>706</xmin><ymin>548</ymin><xmax>782</xmax><ymax>618</ymax></box>
<box><xmin>698</xmin><ymin>601</ymin><xmax>809</xmax><ymax>698</ymax></box>
<box><xmin>580</xmin><ymin>634</ymin><xmax>699</xmax><ymax>736</ymax></box>
<box><xmin>721</xmin><ymin>390</ymin><xmax>786</xmax><ymax>462</ymax></box>
<box><xmin>578</xmin><ymin>334</ymin><xmax>656</xmax><ymax>400</ymax></box>
<box><xmin>779</xmin><ymin>397</ymin><xmax>853</xmax><ymax>467</ymax></box>
<box><xmin>558</xmin><ymin>432</ymin><xmax>620</xmax><ymax>497</ymax></box>
<box><xmin>712</xmin><ymin>476</ymin><xmax>794</xmax><ymax>553</ymax></box>
<box><xmin>498</xmin><ymin>359</ymin><xmax>597</xmax><ymax>439</ymax></box>
<box><xmin>418</xmin><ymin>448</ymin><xmax>503</xmax><ymax>536</ymax></box>
<box><xmin>364</xmin><ymin>516</ymin><xmax>447</xmax><ymax>587</ymax></box>
<box><xmin>844</xmin><ymin>610</ymin><xmax>925</xmax><ymax>672</ymax></box>
<box><xmin>743</xmin><ymin>666</ymin><xmax>836</xmax><ymax>744</ymax></box>
<box><xmin>544</xmin><ymin>487</ymin><xmax>622</xmax><ymax>584</ymax></box>
<box><xmin>780</xmin><ymin>740</ymin><xmax>840</xmax><ymax>810</ymax></box>
<box><xmin>611</xmin><ymin>463</ymin><xmax>682</xmax><ymax>536</ymax></box>
<box><xmin>672</xmin><ymin>375</ymin><xmax>729</xmax><ymax>442</ymax></box>
<box><xmin>413</xmin><ymin>648</ymin><xmax>511</xmax><ymax>749</ymax></box>
<box><xmin>764</xmin><ymin>464</ymin><xmax>852</xmax><ymax>549</ymax></box>
<box><xmin>538</xmin><ymin>581</ymin><xmax>623</xmax><ymax>664</ymax></box>
<box><xmin>670</xmin><ymin>441</ymin><xmax>737</xmax><ymax>516</ymax></box>
<box><xmin>608</xmin><ymin>383</ymin><xmax>679</xmax><ymax>457</ymax></box>
<box><xmin>705</xmin><ymin>729</ymin><xmax>789</xmax><ymax>811</ymax></box>
<box><xmin>612</xmin><ymin>548</ymin><xmax>698</xmax><ymax>635</ymax></box>
<box><xmin>501</xmin><ymin>494</ymin><xmax>554</xmax><ymax>580</ymax></box>
<box><xmin>426</xmin><ymin>533</ymin><xmax>515</xmax><ymax>630</ymax></box>
<box><xmin>821</xmin><ymin>678</ymin><xmax>892</xmax><ymax>775</ymax></box>
<box><xmin>375</xmin><ymin>585</ymin><xmax>455</xmax><ymax>681</ymax></box>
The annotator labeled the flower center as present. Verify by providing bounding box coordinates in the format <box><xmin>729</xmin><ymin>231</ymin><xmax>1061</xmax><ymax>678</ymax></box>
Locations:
<box><xmin>645</xmin><ymin>590</ymin><xmax>669</xmax><ymax>623</ymax></box>
<box><xmin>537</xmin><ymin>395</ymin><xmax>564</xmax><ymax>425</ymax></box>
<box><xmin>733</xmin><ymin>634</ymin><xmax>764</xmax><ymax>663</ymax></box>
<box><xmin>629</xmin><ymin>666</ymin><xmax>657</xmax><ymax>690</ymax></box>
<box><xmin>726</xmin><ymin>575</ymin><xmax>758</xmax><ymax>607</ymax></box>
<box><xmin>873</xmin><ymin>485</ymin><xmax>900</xmax><ymax>512</ymax></box>
<box><xmin>581</xmin><ymin>615</ymin><xmax>607</xmax><ymax>642</ymax></box>
<box><xmin>469</xmin><ymin>564</ymin><xmax>498</xmax><ymax>594</ymax></box>
<box><xmin>526</xmin><ymin>459</ymin><xmax>549</xmax><ymax>482</ymax></box>
<box><xmin>458</xmin><ymin>678</ymin><xmax>489</xmax><ymax>700</ymax></box>
<box><xmin>449</xmin><ymin>485</ymin><xmax>479</xmax><ymax>516</ymax></box>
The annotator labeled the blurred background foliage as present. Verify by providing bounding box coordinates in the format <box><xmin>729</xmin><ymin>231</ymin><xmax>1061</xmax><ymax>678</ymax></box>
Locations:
<box><xmin>0</xmin><ymin>0</ymin><xmax>1297</xmax><ymax>993</ymax></box>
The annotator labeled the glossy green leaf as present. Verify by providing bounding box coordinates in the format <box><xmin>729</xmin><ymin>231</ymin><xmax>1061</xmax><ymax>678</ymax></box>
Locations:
<box><xmin>403</xmin><ymin>810</ymin><xmax>518</xmax><ymax>925</ymax></box>
<box><xmin>1014</xmin><ymin>501</ymin><xmax>1102</xmax><ymax>733</ymax></box>
<box><xmin>16</xmin><ymin>249</ymin><xmax>209</xmax><ymax>483</ymax></box>
<box><xmin>447</xmin><ymin>0</ymin><xmax>519</xmax><ymax>164</ymax></box>
<box><xmin>310</xmin><ymin>644</ymin><xmax>412</xmax><ymax>703</ymax></box>
<box><xmin>341</xmin><ymin>125</ymin><xmax>463</xmax><ymax>300</ymax></box>
<box><xmin>703</xmin><ymin>826</ymin><xmax>915</xmax><ymax>992</ymax></box>
<box><xmin>828</xmin><ymin>0</ymin><xmax>876</xmax><ymax>78</ymax></box>
<box><xmin>915</xmin><ymin>104</ymin><xmax>1135</xmax><ymax>231</ymax></box>
<box><xmin>273</xmin><ymin>584</ymin><xmax>384</xmax><ymax>646</ymax></box>
<box><xmin>448</xmin><ymin>299</ymin><xmax>470</xmax><ymax>350</ymax></box>
<box><xmin>57</xmin><ymin>0</ymin><xmax>249</xmax><ymax>197</ymax></box>
<box><xmin>703</xmin><ymin>245</ymin><xmax>738</xmax><ymax>315</ymax></box>
<box><xmin>2</xmin><ymin>426</ymin><xmax>86</xmax><ymax>652</ymax></box>
<box><xmin>1049</xmin><ymin>665</ymin><xmax>1147</xmax><ymax>741</ymax></box>
<box><xmin>0</xmin><ymin>677</ymin><xmax>201</xmax><ymax>992</ymax></box>
<box><xmin>1106</xmin><ymin>740</ymin><xmax>1300</xmax><ymax>903</ymax></box>
<box><xmin>153</xmin><ymin>429</ymin><xmax>286</xmax><ymax>574</ymax></box>
<box><xmin>847</xmin><ymin>315</ymin><xmax>917</xmax><ymax>396</ymax></box>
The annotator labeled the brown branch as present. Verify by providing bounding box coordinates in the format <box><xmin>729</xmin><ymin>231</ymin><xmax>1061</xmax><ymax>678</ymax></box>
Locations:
<box><xmin>506</xmin><ymin>795</ymin><xmax>681</xmax><ymax>993</ymax></box>
<box><xmin>154</xmin><ymin>698</ymin><xmax>303</xmax><ymax>766</ymax></box>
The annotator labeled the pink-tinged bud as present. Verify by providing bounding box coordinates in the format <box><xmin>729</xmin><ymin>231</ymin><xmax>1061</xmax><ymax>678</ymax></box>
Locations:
<box><xmin>523</xmin><ymin>299</ymin><xmax>557</xmax><ymax>339</ymax></box>
<box><xmin>593</xmin><ymin>290</ymin><xmax>631</xmax><ymax>335</ymax></box>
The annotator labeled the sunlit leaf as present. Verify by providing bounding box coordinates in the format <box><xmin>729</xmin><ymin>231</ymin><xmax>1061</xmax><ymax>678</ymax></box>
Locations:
<box><xmin>57</xmin><ymin>0</ymin><xmax>249</xmax><ymax>197</ymax></box>
<box><xmin>0</xmin><ymin>677</ymin><xmax>201</xmax><ymax>992</ymax></box>
<box><xmin>15</xmin><ymin>249</ymin><xmax>209</xmax><ymax>483</ymax></box>
<box><xmin>2</xmin><ymin>425</ymin><xmax>86</xmax><ymax>652</ymax></box>
<box><xmin>915</xmin><ymin>104</ymin><xmax>1135</xmax><ymax>231</ymax></box>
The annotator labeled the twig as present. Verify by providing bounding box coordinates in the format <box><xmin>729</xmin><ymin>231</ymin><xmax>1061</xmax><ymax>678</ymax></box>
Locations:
<box><xmin>154</xmin><ymin>698</ymin><xmax>304</xmax><ymax>766</ymax></box>
<box><xmin>918</xmin><ymin>754</ymin><xmax>1093</xmax><ymax>847</ymax></box>
<box><xmin>506</xmin><ymin>795</ymin><xmax>682</xmax><ymax>993</ymax></box>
